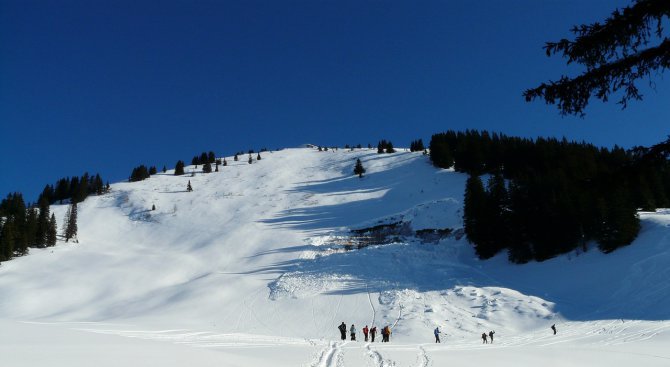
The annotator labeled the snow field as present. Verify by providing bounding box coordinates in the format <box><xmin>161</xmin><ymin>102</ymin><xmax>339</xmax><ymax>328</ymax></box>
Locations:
<box><xmin>1</xmin><ymin>147</ymin><xmax>670</xmax><ymax>366</ymax></box>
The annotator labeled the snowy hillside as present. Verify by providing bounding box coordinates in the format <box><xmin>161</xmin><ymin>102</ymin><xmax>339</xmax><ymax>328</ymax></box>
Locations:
<box><xmin>1</xmin><ymin>147</ymin><xmax>669</xmax><ymax>366</ymax></box>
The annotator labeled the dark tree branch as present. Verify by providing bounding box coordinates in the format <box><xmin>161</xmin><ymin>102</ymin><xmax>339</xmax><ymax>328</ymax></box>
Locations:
<box><xmin>524</xmin><ymin>38</ymin><xmax>670</xmax><ymax>116</ymax></box>
<box><xmin>525</xmin><ymin>0</ymin><xmax>670</xmax><ymax>116</ymax></box>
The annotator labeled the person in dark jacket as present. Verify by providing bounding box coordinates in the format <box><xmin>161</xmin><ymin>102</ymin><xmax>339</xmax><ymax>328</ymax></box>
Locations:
<box><xmin>482</xmin><ymin>332</ymin><xmax>488</xmax><ymax>344</ymax></box>
<box><xmin>434</xmin><ymin>327</ymin><xmax>441</xmax><ymax>343</ymax></box>
<box><xmin>370</xmin><ymin>326</ymin><xmax>377</xmax><ymax>342</ymax></box>
<box><xmin>489</xmin><ymin>330</ymin><xmax>495</xmax><ymax>343</ymax></box>
<box><xmin>338</xmin><ymin>322</ymin><xmax>347</xmax><ymax>341</ymax></box>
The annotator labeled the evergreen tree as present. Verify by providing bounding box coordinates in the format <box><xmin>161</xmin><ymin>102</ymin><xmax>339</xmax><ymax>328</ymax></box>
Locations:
<box><xmin>429</xmin><ymin>134</ymin><xmax>454</xmax><ymax>169</ymax></box>
<box><xmin>163</xmin><ymin>165</ymin><xmax>167</xmax><ymax>173</ymax></box>
<box><xmin>597</xmin><ymin>186</ymin><xmax>640</xmax><ymax>252</ymax></box>
<box><xmin>64</xmin><ymin>202</ymin><xmax>78</xmax><ymax>243</ymax></box>
<box><xmin>463</xmin><ymin>175</ymin><xmax>487</xmax><ymax>252</ymax></box>
<box><xmin>149</xmin><ymin>166</ymin><xmax>157</xmax><ymax>175</ymax></box>
<box><xmin>208</xmin><ymin>151</ymin><xmax>216</xmax><ymax>163</ymax></box>
<box><xmin>386</xmin><ymin>141</ymin><xmax>395</xmax><ymax>153</ymax></box>
<box><xmin>129</xmin><ymin>165</ymin><xmax>150</xmax><ymax>182</ymax></box>
<box><xmin>187</xmin><ymin>180</ymin><xmax>193</xmax><ymax>192</ymax></box>
<box><xmin>36</xmin><ymin>196</ymin><xmax>50</xmax><ymax>247</ymax></box>
<box><xmin>248</xmin><ymin>154</ymin><xmax>253</xmax><ymax>164</ymax></box>
<box><xmin>257</xmin><ymin>152</ymin><xmax>262</xmax><ymax>161</ymax></box>
<box><xmin>94</xmin><ymin>174</ymin><xmax>104</xmax><ymax>195</ymax></box>
<box><xmin>0</xmin><ymin>220</ymin><xmax>16</xmax><ymax>261</ymax></box>
<box><xmin>234</xmin><ymin>153</ymin><xmax>239</xmax><ymax>161</ymax></box>
<box><xmin>174</xmin><ymin>160</ymin><xmax>185</xmax><ymax>175</ymax></box>
<box><xmin>223</xmin><ymin>158</ymin><xmax>228</xmax><ymax>166</ymax></box>
<box><xmin>46</xmin><ymin>213</ymin><xmax>57</xmax><ymax>247</ymax></box>
<box><xmin>203</xmin><ymin>162</ymin><xmax>212</xmax><ymax>173</ymax></box>
<box><xmin>353</xmin><ymin>158</ymin><xmax>366</xmax><ymax>178</ymax></box>
<box><xmin>24</xmin><ymin>207</ymin><xmax>38</xmax><ymax>248</ymax></box>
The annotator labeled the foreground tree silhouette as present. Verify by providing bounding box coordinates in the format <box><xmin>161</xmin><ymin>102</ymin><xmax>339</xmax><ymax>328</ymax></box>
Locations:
<box><xmin>524</xmin><ymin>0</ymin><xmax>670</xmax><ymax>116</ymax></box>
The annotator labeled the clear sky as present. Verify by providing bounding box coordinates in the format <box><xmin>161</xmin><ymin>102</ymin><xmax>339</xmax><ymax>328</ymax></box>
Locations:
<box><xmin>1</xmin><ymin>0</ymin><xmax>668</xmax><ymax>202</ymax></box>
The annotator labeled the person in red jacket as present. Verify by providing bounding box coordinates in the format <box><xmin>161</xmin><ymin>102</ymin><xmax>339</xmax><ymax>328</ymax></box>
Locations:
<box><xmin>363</xmin><ymin>325</ymin><xmax>369</xmax><ymax>342</ymax></box>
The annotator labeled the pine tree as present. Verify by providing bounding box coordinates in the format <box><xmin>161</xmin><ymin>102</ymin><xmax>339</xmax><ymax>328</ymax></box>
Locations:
<box><xmin>203</xmin><ymin>162</ymin><xmax>212</xmax><ymax>173</ymax></box>
<box><xmin>463</xmin><ymin>175</ymin><xmax>487</xmax><ymax>253</ymax></box>
<box><xmin>174</xmin><ymin>160</ymin><xmax>185</xmax><ymax>175</ymax></box>
<box><xmin>354</xmin><ymin>158</ymin><xmax>366</xmax><ymax>178</ymax></box>
<box><xmin>36</xmin><ymin>196</ymin><xmax>50</xmax><ymax>247</ymax></box>
<box><xmin>163</xmin><ymin>165</ymin><xmax>167</xmax><ymax>173</ymax></box>
<box><xmin>24</xmin><ymin>207</ymin><xmax>38</xmax><ymax>248</ymax></box>
<box><xmin>223</xmin><ymin>158</ymin><xmax>228</xmax><ymax>166</ymax></box>
<box><xmin>0</xmin><ymin>220</ymin><xmax>16</xmax><ymax>261</ymax></box>
<box><xmin>46</xmin><ymin>213</ymin><xmax>57</xmax><ymax>247</ymax></box>
<box><xmin>187</xmin><ymin>180</ymin><xmax>193</xmax><ymax>192</ymax></box>
<box><xmin>248</xmin><ymin>154</ymin><xmax>253</xmax><ymax>164</ymax></box>
<box><xmin>64</xmin><ymin>202</ymin><xmax>78</xmax><ymax>243</ymax></box>
<box><xmin>234</xmin><ymin>153</ymin><xmax>239</xmax><ymax>161</ymax></box>
<box><xmin>257</xmin><ymin>152</ymin><xmax>262</xmax><ymax>161</ymax></box>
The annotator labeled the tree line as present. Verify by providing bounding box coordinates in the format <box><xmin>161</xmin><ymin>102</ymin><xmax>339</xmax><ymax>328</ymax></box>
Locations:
<box><xmin>37</xmin><ymin>173</ymin><xmax>108</xmax><ymax>205</ymax></box>
<box><xmin>430</xmin><ymin>130</ymin><xmax>670</xmax><ymax>263</ymax></box>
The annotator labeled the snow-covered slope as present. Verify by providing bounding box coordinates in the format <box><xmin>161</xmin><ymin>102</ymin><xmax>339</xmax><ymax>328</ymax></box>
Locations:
<box><xmin>1</xmin><ymin>147</ymin><xmax>669</xmax><ymax>366</ymax></box>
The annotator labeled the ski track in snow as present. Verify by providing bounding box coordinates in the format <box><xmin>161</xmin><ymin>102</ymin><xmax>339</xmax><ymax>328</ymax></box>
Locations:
<box><xmin>366</xmin><ymin>344</ymin><xmax>395</xmax><ymax>367</ymax></box>
<box><xmin>416</xmin><ymin>346</ymin><xmax>429</xmax><ymax>367</ymax></box>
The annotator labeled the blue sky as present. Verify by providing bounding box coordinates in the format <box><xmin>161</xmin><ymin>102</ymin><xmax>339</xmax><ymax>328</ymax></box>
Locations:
<box><xmin>1</xmin><ymin>0</ymin><xmax>668</xmax><ymax>202</ymax></box>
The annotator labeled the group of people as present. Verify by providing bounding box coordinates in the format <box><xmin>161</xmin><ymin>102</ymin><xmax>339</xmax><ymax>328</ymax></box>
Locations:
<box><xmin>481</xmin><ymin>330</ymin><xmax>495</xmax><ymax>344</ymax></box>
<box><xmin>339</xmin><ymin>323</ymin><xmax>558</xmax><ymax>344</ymax></box>
<box><xmin>338</xmin><ymin>322</ymin><xmax>392</xmax><ymax>343</ymax></box>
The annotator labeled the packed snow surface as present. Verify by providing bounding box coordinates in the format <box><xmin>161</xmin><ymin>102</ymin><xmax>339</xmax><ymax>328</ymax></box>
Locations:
<box><xmin>1</xmin><ymin>147</ymin><xmax>669</xmax><ymax>366</ymax></box>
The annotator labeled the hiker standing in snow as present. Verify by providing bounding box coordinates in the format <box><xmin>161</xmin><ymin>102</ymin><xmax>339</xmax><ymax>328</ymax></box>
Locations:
<box><xmin>434</xmin><ymin>327</ymin><xmax>441</xmax><ymax>343</ymax></box>
<box><xmin>370</xmin><ymin>326</ymin><xmax>377</xmax><ymax>342</ymax></box>
<box><xmin>338</xmin><ymin>322</ymin><xmax>347</xmax><ymax>341</ymax></box>
<box><xmin>350</xmin><ymin>324</ymin><xmax>357</xmax><ymax>341</ymax></box>
<box><xmin>363</xmin><ymin>325</ymin><xmax>369</xmax><ymax>342</ymax></box>
<box><xmin>489</xmin><ymin>330</ymin><xmax>495</xmax><ymax>343</ymax></box>
<box><xmin>551</xmin><ymin>324</ymin><xmax>557</xmax><ymax>335</ymax></box>
<box><xmin>482</xmin><ymin>332</ymin><xmax>488</xmax><ymax>344</ymax></box>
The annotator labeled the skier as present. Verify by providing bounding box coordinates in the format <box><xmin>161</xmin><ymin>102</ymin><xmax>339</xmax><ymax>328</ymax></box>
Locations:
<box><xmin>489</xmin><ymin>330</ymin><xmax>495</xmax><ymax>343</ymax></box>
<box><xmin>363</xmin><ymin>325</ymin><xmax>369</xmax><ymax>342</ymax></box>
<box><xmin>381</xmin><ymin>326</ymin><xmax>387</xmax><ymax>342</ymax></box>
<box><xmin>350</xmin><ymin>324</ymin><xmax>357</xmax><ymax>341</ymax></box>
<box><xmin>338</xmin><ymin>322</ymin><xmax>347</xmax><ymax>341</ymax></box>
<box><xmin>551</xmin><ymin>324</ymin><xmax>557</xmax><ymax>335</ymax></box>
<box><xmin>482</xmin><ymin>332</ymin><xmax>488</xmax><ymax>344</ymax></box>
<box><xmin>370</xmin><ymin>326</ymin><xmax>377</xmax><ymax>342</ymax></box>
<box><xmin>434</xmin><ymin>327</ymin><xmax>441</xmax><ymax>343</ymax></box>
